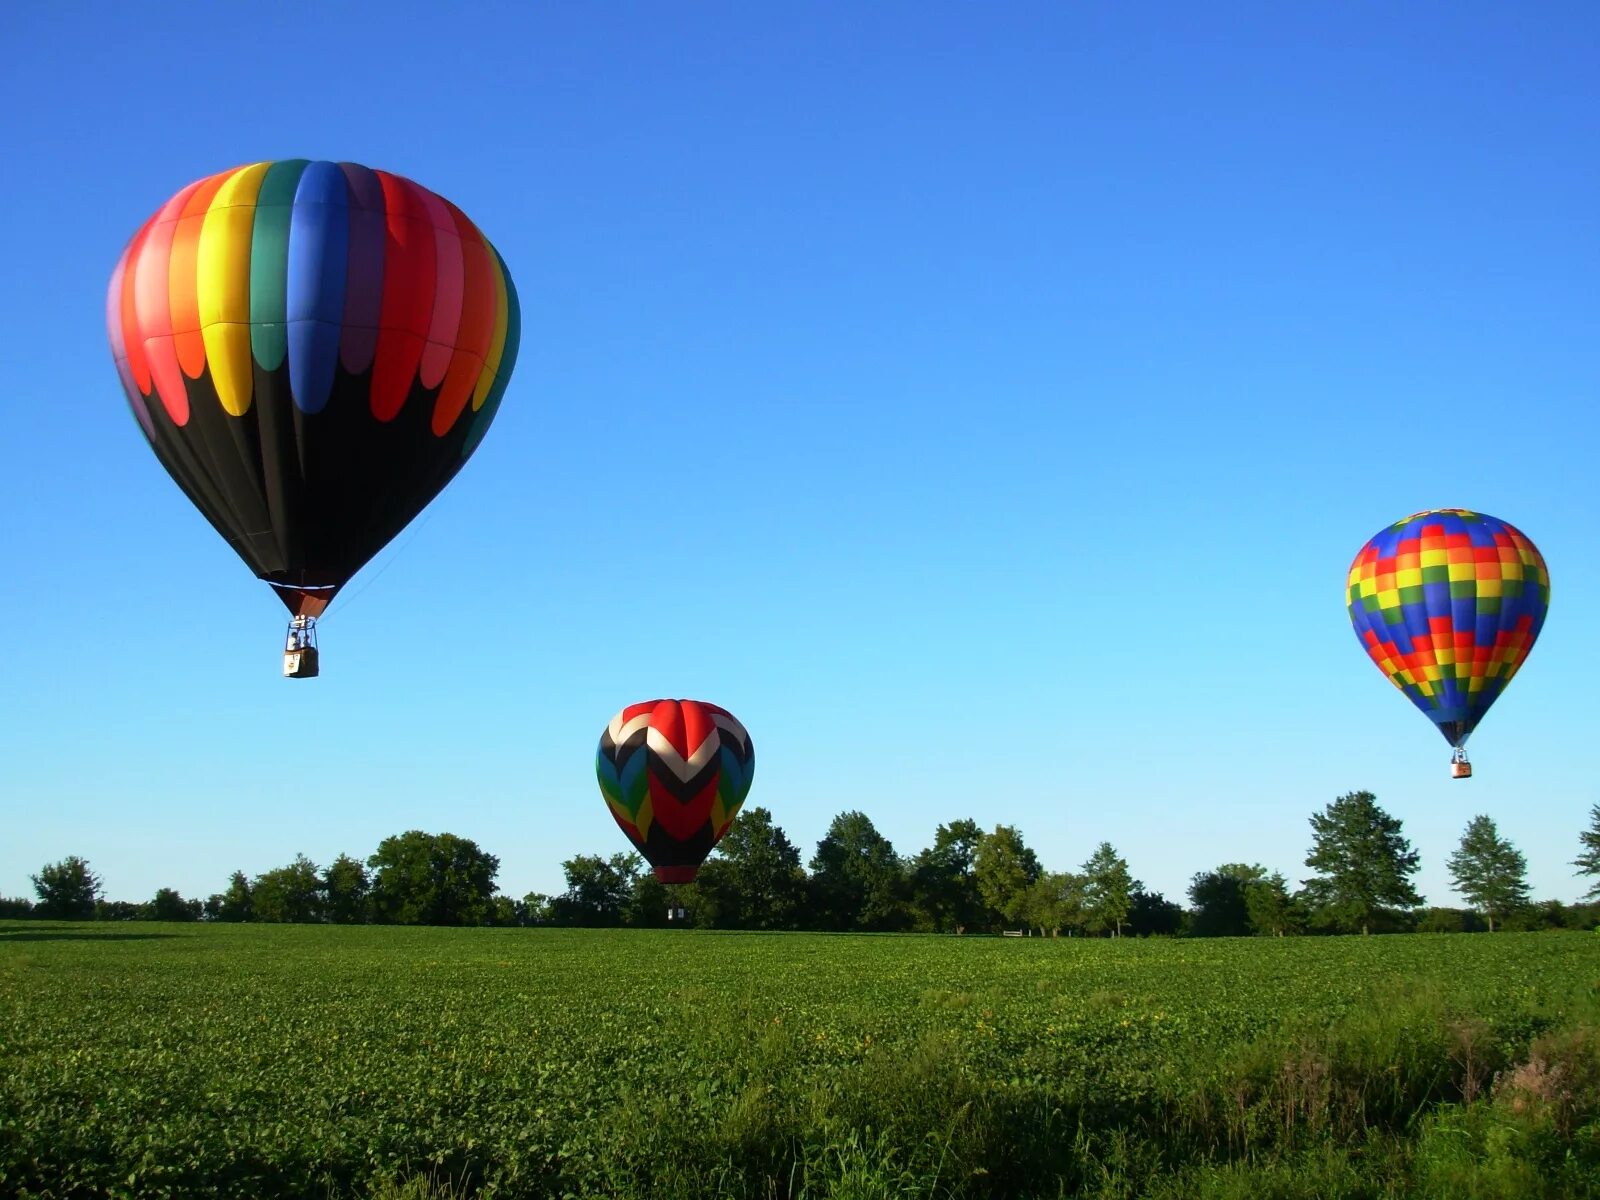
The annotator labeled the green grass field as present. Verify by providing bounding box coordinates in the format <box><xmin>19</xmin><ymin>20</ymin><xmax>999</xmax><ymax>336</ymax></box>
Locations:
<box><xmin>2</xmin><ymin>923</ymin><xmax>1596</xmax><ymax>1199</ymax></box>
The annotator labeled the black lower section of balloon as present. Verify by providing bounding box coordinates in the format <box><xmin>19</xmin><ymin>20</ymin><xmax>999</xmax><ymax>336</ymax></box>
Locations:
<box><xmin>622</xmin><ymin>818</ymin><xmax>719</xmax><ymax>873</ymax></box>
<box><xmin>138</xmin><ymin>362</ymin><xmax>484</xmax><ymax>596</ymax></box>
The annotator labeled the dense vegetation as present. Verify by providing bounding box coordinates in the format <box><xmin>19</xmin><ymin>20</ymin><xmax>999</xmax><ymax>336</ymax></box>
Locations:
<box><xmin>1</xmin><ymin>923</ymin><xmax>1596</xmax><ymax>1198</ymax></box>
<box><xmin>7</xmin><ymin>796</ymin><xmax>1600</xmax><ymax>938</ymax></box>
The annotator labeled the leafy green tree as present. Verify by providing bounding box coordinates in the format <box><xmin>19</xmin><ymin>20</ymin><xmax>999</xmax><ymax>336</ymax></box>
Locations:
<box><xmin>1128</xmin><ymin>885</ymin><xmax>1184</xmax><ymax>936</ymax></box>
<box><xmin>252</xmin><ymin>855</ymin><xmax>325</xmax><ymax>923</ymax></box>
<box><xmin>624</xmin><ymin>869</ymin><xmax>672</xmax><ymax>928</ymax></box>
<box><xmin>1575</xmin><ymin>804</ymin><xmax>1600</xmax><ymax>901</ymax></box>
<box><xmin>973</xmin><ymin>824</ymin><xmax>1042</xmax><ymax>930</ymax></box>
<box><xmin>1416</xmin><ymin>906</ymin><xmax>1485</xmax><ymax>933</ymax></box>
<box><xmin>208</xmin><ymin>870</ymin><xmax>253</xmax><ymax>922</ymax></box>
<box><xmin>1081</xmin><ymin>842</ymin><xmax>1133</xmax><ymax>936</ymax></box>
<box><xmin>549</xmin><ymin>853</ymin><xmax>638</xmax><ymax>926</ymax></box>
<box><xmin>1447</xmin><ymin>815</ymin><xmax>1529</xmax><ymax>932</ymax></box>
<box><xmin>0</xmin><ymin>894</ymin><xmax>35</xmax><ymax>918</ymax></box>
<box><xmin>148</xmin><ymin>887</ymin><xmax>199</xmax><ymax>921</ymax></box>
<box><xmin>1500</xmin><ymin>899</ymin><xmax>1578</xmax><ymax>932</ymax></box>
<box><xmin>907</xmin><ymin>819</ymin><xmax>986</xmax><ymax>933</ymax></box>
<box><xmin>367</xmin><ymin>831</ymin><xmax>500</xmax><ymax>926</ymax></box>
<box><xmin>809</xmin><ymin>811</ymin><xmax>907</xmax><ymax>931</ymax></box>
<box><xmin>487</xmin><ymin>895</ymin><xmax>520</xmax><ymax>926</ymax></box>
<box><xmin>31</xmin><ymin>856</ymin><xmax>101</xmax><ymax>919</ymax></box>
<box><xmin>1303</xmin><ymin>790</ymin><xmax>1422</xmax><ymax>935</ymax></box>
<box><xmin>696</xmin><ymin>806</ymin><xmax>807</xmax><ymax>929</ymax></box>
<box><xmin>322</xmin><ymin>854</ymin><xmax>371</xmax><ymax>924</ymax></box>
<box><xmin>519</xmin><ymin>892</ymin><xmax>552</xmax><ymax>925</ymax></box>
<box><xmin>1186</xmin><ymin>864</ymin><xmax>1265</xmax><ymax>937</ymax></box>
<box><xmin>1021</xmin><ymin>871</ymin><xmax>1082</xmax><ymax>936</ymax></box>
<box><xmin>1243</xmin><ymin>871</ymin><xmax>1300</xmax><ymax>936</ymax></box>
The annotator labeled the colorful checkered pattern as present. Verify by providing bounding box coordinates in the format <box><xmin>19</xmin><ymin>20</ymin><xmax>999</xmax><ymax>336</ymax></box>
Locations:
<box><xmin>1347</xmin><ymin>509</ymin><xmax>1549</xmax><ymax>748</ymax></box>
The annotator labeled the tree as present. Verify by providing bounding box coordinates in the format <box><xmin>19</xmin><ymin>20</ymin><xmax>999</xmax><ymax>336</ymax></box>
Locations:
<box><xmin>1447</xmin><ymin>815</ymin><xmax>1529</xmax><ymax>932</ymax></box>
<box><xmin>31</xmin><ymin>856</ymin><xmax>101</xmax><ymax>919</ymax></box>
<box><xmin>1303</xmin><ymin>791</ymin><xmax>1421</xmax><ymax>935</ymax></box>
<box><xmin>1081</xmin><ymin>842</ymin><xmax>1133</xmax><ymax>936</ymax></box>
<box><xmin>252</xmin><ymin>855</ymin><xmax>325</xmax><ymax>923</ymax></box>
<box><xmin>367</xmin><ymin>831</ymin><xmax>500</xmax><ymax>926</ymax></box>
<box><xmin>696</xmin><ymin>807</ymin><xmax>808</xmax><ymax>930</ymax></box>
<box><xmin>549</xmin><ymin>853</ymin><xmax>638</xmax><ymax>926</ymax></box>
<box><xmin>1186</xmin><ymin>864</ymin><xmax>1265</xmax><ymax>937</ymax></box>
<box><xmin>907</xmin><ymin>819</ymin><xmax>986</xmax><ymax>933</ymax></box>
<box><xmin>1127</xmin><ymin>886</ymin><xmax>1184</xmax><ymax>937</ymax></box>
<box><xmin>624</xmin><ymin>870</ymin><xmax>673</xmax><ymax>928</ymax></box>
<box><xmin>1575</xmin><ymin>804</ymin><xmax>1600</xmax><ymax>901</ymax></box>
<box><xmin>209</xmin><ymin>870</ymin><xmax>253</xmax><ymax>922</ymax></box>
<box><xmin>487</xmin><ymin>895</ymin><xmax>521</xmax><ymax>926</ymax></box>
<box><xmin>148</xmin><ymin>887</ymin><xmax>200</xmax><ymax>921</ymax></box>
<box><xmin>809</xmin><ymin>811</ymin><xmax>907</xmax><ymax>931</ymax></box>
<box><xmin>1416</xmin><ymin>906</ymin><xmax>1485</xmax><ymax>933</ymax></box>
<box><xmin>1243</xmin><ymin>871</ymin><xmax>1299</xmax><ymax>937</ymax></box>
<box><xmin>973</xmin><ymin>825</ymin><xmax>1042</xmax><ymax>930</ymax></box>
<box><xmin>519</xmin><ymin>892</ymin><xmax>552</xmax><ymax>925</ymax></box>
<box><xmin>1021</xmin><ymin>871</ymin><xmax>1082</xmax><ymax>936</ymax></box>
<box><xmin>322</xmin><ymin>854</ymin><xmax>370</xmax><ymax>924</ymax></box>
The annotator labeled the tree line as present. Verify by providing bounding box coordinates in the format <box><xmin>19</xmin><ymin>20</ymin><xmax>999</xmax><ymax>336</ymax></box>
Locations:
<box><xmin>8</xmin><ymin>794</ymin><xmax>1600</xmax><ymax>936</ymax></box>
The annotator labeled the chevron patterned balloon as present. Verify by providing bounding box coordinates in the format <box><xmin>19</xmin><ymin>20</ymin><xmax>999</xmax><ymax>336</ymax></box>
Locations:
<box><xmin>596</xmin><ymin>700</ymin><xmax>755</xmax><ymax>883</ymax></box>
<box><xmin>1347</xmin><ymin>508</ymin><xmax>1550</xmax><ymax>758</ymax></box>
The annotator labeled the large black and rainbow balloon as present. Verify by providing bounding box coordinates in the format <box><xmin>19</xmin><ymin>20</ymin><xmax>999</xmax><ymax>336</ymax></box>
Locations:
<box><xmin>1347</xmin><ymin>508</ymin><xmax>1549</xmax><ymax>767</ymax></box>
<box><xmin>107</xmin><ymin>160</ymin><xmax>520</xmax><ymax>619</ymax></box>
<box><xmin>596</xmin><ymin>700</ymin><xmax>756</xmax><ymax>883</ymax></box>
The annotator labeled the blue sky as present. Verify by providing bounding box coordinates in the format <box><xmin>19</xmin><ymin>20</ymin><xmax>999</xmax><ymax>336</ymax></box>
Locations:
<box><xmin>2</xmin><ymin>2</ymin><xmax>1596</xmax><ymax>910</ymax></box>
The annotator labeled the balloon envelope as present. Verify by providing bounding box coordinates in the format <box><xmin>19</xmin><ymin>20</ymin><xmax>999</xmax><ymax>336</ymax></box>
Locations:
<box><xmin>107</xmin><ymin>160</ymin><xmax>520</xmax><ymax>616</ymax></box>
<box><xmin>1347</xmin><ymin>508</ymin><xmax>1549</xmax><ymax>749</ymax></box>
<box><xmin>596</xmin><ymin>699</ymin><xmax>755</xmax><ymax>883</ymax></box>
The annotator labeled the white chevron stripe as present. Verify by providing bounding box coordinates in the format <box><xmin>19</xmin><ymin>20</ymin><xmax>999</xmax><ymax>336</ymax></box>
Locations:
<box><xmin>646</xmin><ymin>725</ymin><xmax>720</xmax><ymax>781</ymax></box>
<box><xmin>711</xmin><ymin>711</ymin><xmax>750</xmax><ymax>753</ymax></box>
<box><xmin>607</xmin><ymin>711</ymin><xmax>654</xmax><ymax>745</ymax></box>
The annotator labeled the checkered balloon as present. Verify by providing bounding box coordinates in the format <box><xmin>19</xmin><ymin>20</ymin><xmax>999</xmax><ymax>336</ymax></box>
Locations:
<box><xmin>1347</xmin><ymin>509</ymin><xmax>1549</xmax><ymax>751</ymax></box>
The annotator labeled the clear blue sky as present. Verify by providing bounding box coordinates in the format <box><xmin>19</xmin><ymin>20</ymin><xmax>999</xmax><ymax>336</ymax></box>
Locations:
<box><xmin>3</xmin><ymin>2</ymin><xmax>1596</xmax><ymax>909</ymax></box>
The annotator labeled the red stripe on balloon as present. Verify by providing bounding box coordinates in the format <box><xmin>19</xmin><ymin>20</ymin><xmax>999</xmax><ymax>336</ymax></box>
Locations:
<box><xmin>370</xmin><ymin>172</ymin><xmax>436</xmax><ymax>421</ymax></box>
<box><xmin>117</xmin><ymin>218</ymin><xmax>156</xmax><ymax>395</ymax></box>
<box><xmin>418</xmin><ymin>187</ymin><xmax>464</xmax><ymax>390</ymax></box>
<box><xmin>133</xmin><ymin>179</ymin><xmax>208</xmax><ymax>424</ymax></box>
<box><xmin>431</xmin><ymin>202</ymin><xmax>494</xmax><ymax>436</ymax></box>
<box><xmin>652</xmin><ymin>700</ymin><xmax>688</xmax><ymax>759</ymax></box>
<box><xmin>647</xmin><ymin>773</ymin><xmax>720</xmax><ymax>842</ymax></box>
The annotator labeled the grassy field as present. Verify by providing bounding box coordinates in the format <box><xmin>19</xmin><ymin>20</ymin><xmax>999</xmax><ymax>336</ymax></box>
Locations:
<box><xmin>1</xmin><ymin>923</ymin><xmax>1596</xmax><ymax>1199</ymax></box>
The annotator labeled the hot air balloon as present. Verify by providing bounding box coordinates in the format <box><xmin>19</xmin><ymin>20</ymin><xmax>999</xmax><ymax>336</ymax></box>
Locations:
<box><xmin>1347</xmin><ymin>509</ymin><xmax>1549</xmax><ymax>777</ymax></box>
<box><xmin>106</xmin><ymin>160</ymin><xmax>520</xmax><ymax>676</ymax></box>
<box><xmin>596</xmin><ymin>700</ymin><xmax>755</xmax><ymax>903</ymax></box>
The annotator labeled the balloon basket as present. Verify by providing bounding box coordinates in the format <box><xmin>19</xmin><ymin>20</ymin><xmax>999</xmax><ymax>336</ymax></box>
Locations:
<box><xmin>1450</xmin><ymin>748</ymin><xmax>1472</xmax><ymax>779</ymax></box>
<box><xmin>283</xmin><ymin>616</ymin><xmax>320</xmax><ymax>679</ymax></box>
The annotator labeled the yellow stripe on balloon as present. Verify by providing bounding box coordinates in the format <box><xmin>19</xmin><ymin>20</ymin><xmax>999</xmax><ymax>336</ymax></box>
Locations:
<box><xmin>634</xmin><ymin>793</ymin><xmax>654</xmax><ymax>841</ymax></box>
<box><xmin>472</xmin><ymin>236</ymin><xmax>510</xmax><ymax>411</ymax></box>
<box><xmin>198</xmin><ymin>163</ymin><xmax>270</xmax><ymax>415</ymax></box>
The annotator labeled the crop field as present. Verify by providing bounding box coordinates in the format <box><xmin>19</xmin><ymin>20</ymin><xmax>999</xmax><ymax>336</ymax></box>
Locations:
<box><xmin>2</xmin><ymin>924</ymin><xmax>1597</xmax><ymax>1199</ymax></box>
